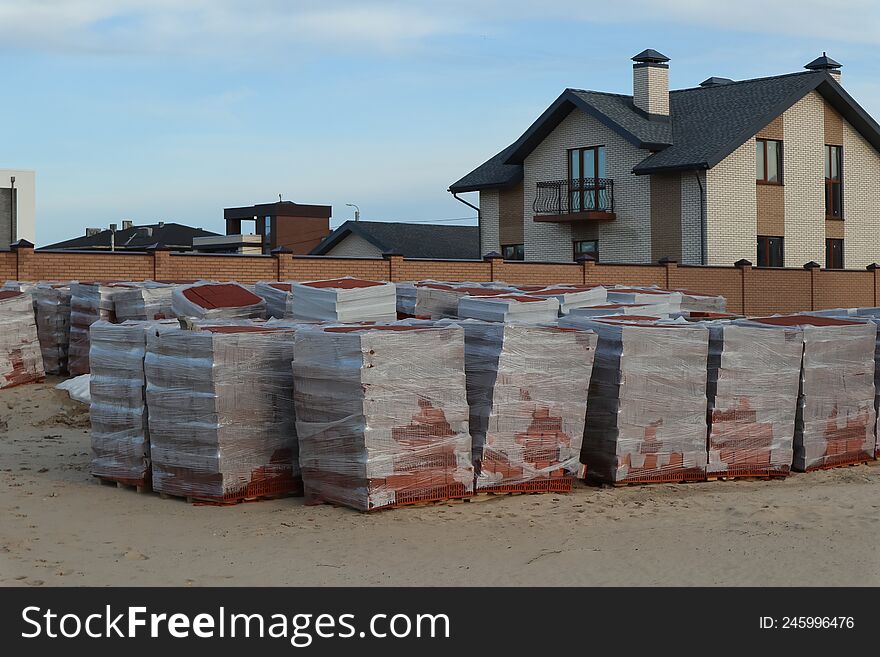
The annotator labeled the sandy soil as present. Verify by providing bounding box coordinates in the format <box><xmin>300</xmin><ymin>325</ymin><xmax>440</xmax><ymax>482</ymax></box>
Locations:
<box><xmin>1</xmin><ymin>379</ymin><xmax>879</xmax><ymax>587</ymax></box>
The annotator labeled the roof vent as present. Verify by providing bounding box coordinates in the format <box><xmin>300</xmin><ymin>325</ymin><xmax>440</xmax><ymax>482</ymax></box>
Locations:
<box><xmin>157</xmin><ymin>221</ymin><xmax>164</xmax><ymax>228</ymax></box>
<box><xmin>805</xmin><ymin>52</ymin><xmax>841</xmax><ymax>81</ymax></box>
<box><xmin>85</xmin><ymin>227</ymin><xmax>102</xmax><ymax>237</ymax></box>
<box><xmin>632</xmin><ymin>48</ymin><xmax>670</xmax><ymax>64</ymax></box>
<box><xmin>699</xmin><ymin>77</ymin><xmax>734</xmax><ymax>87</ymax></box>
<box><xmin>122</xmin><ymin>219</ymin><xmax>133</xmax><ymax>230</ymax></box>
<box><xmin>137</xmin><ymin>227</ymin><xmax>153</xmax><ymax>238</ymax></box>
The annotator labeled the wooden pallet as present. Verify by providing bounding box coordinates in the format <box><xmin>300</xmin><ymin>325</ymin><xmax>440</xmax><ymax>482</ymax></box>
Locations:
<box><xmin>706</xmin><ymin>470</ymin><xmax>789</xmax><ymax>482</ymax></box>
<box><xmin>96</xmin><ymin>476</ymin><xmax>150</xmax><ymax>495</ymax></box>
<box><xmin>156</xmin><ymin>490</ymin><xmax>297</xmax><ymax>506</ymax></box>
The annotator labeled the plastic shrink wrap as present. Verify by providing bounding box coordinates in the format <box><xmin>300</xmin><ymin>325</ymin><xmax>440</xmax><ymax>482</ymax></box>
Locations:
<box><xmin>413</xmin><ymin>284</ymin><xmax>509</xmax><ymax>319</ymax></box>
<box><xmin>457</xmin><ymin>294</ymin><xmax>560</xmax><ymax>323</ymax></box>
<box><xmin>33</xmin><ymin>284</ymin><xmax>72</xmax><ymax>374</ymax></box>
<box><xmin>525</xmin><ymin>285</ymin><xmax>607</xmax><ymax>314</ymax></box>
<box><xmin>292</xmin><ymin>278</ymin><xmax>397</xmax><ymax>323</ymax></box>
<box><xmin>171</xmin><ymin>282</ymin><xmax>267</xmax><ymax>320</ymax></box>
<box><xmin>255</xmin><ymin>282</ymin><xmax>296</xmax><ymax>319</ymax></box>
<box><xmin>0</xmin><ymin>291</ymin><xmax>45</xmax><ymax>388</ymax></box>
<box><xmin>395</xmin><ymin>283</ymin><xmax>417</xmax><ymax>317</ymax></box>
<box><xmin>568</xmin><ymin>303</ymin><xmax>669</xmax><ymax>319</ymax></box>
<box><xmin>459</xmin><ymin>320</ymin><xmax>597</xmax><ymax>491</ymax></box>
<box><xmin>113</xmin><ymin>281</ymin><xmax>177</xmax><ymax>321</ymax></box>
<box><xmin>89</xmin><ymin>320</ymin><xmax>178</xmax><ymax>485</ymax></box>
<box><xmin>145</xmin><ymin>325</ymin><xmax>301</xmax><ymax>501</ymax></box>
<box><xmin>704</xmin><ymin>322</ymin><xmax>802</xmax><ymax>477</ymax></box>
<box><xmin>560</xmin><ymin>315</ymin><xmax>709</xmax><ymax>483</ymax></box>
<box><xmin>744</xmin><ymin>315</ymin><xmax>876</xmax><ymax>471</ymax></box>
<box><xmin>606</xmin><ymin>287</ymin><xmax>682</xmax><ymax>313</ymax></box>
<box><xmin>69</xmin><ymin>282</ymin><xmax>129</xmax><ymax>375</ymax></box>
<box><xmin>293</xmin><ymin>324</ymin><xmax>473</xmax><ymax>511</ymax></box>
<box><xmin>675</xmin><ymin>289</ymin><xmax>727</xmax><ymax>313</ymax></box>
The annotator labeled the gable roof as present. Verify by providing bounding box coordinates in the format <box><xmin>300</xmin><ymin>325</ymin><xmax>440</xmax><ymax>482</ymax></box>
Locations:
<box><xmin>450</xmin><ymin>69</ymin><xmax>880</xmax><ymax>188</ymax></box>
<box><xmin>310</xmin><ymin>220</ymin><xmax>480</xmax><ymax>259</ymax></box>
<box><xmin>40</xmin><ymin>222</ymin><xmax>219</xmax><ymax>251</ymax></box>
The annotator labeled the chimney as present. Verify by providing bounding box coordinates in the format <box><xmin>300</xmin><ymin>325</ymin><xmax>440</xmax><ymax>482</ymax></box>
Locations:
<box><xmin>805</xmin><ymin>52</ymin><xmax>842</xmax><ymax>82</ymax></box>
<box><xmin>122</xmin><ymin>219</ymin><xmax>133</xmax><ymax>230</ymax></box>
<box><xmin>632</xmin><ymin>49</ymin><xmax>670</xmax><ymax>116</ymax></box>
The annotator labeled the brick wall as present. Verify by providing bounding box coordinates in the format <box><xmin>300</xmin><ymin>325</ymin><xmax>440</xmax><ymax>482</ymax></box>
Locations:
<box><xmin>842</xmin><ymin>120</ymin><xmax>880</xmax><ymax>267</ymax></box>
<box><xmin>3</xmin><ymin>245</ymin><xmax>878</xmax><ymax>315</ymax></box>
<box><xmin>498</xmin><ymin>181</ymin><xmax>524</xmax><ymax>246</ymax></box>
<box><xmin>478</xmin><ymin>190</ymin><xmax>501</xmax><ymax>255</ymax></box>
<box><xmin>706</xmin><ymin>139</ymin><xmax>757</xmax><ymax>265</ymax></box>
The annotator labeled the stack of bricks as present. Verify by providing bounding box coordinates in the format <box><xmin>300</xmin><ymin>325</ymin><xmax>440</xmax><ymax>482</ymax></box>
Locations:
<box><xmin>561</xmin><ymin>315</ymin><xmax>709</xmax><ymax>484</ymax></box>
<box><xmin>413</xmin><ymin>283</ymin><xmax>509</xmax><ymax>319</ymax></box>
<box><xmin>459</xmin><ymin>320</ymin><xmax>597</xmax><ymax>492</ymax></box>
<box><xmin>89</xmin><ymin>320</ymin><xmax>178</xmax><ymax>486</ymax></box>
<box><xmin>457</xmin><ymin>294</ymin><xmax>560</xmax><ymax>323</ymax></box>
<box><xmin>33</xmin><ymin>284</ymin><xmax>72</xmax><ymax>375</ymax></box>
<box><xmin>145</xmin><ymin>325</ymin><xmax>301</xmax><ymax>502</ymax></box>
<box><xmin>605</xmin><ymin>287</ymin><xmax>682</xmax><ymax>314</ymax></box>
<box><xmin>113</xmin><ymin>282</ymin><xmax>177</xmax><ymax>321</ymax></box>
<box><xmin>293</xmin><ymin>324</ymin><xmax>473</xmax><ymax>511</ymax></box>
<box><xmin>0</xmin><ymin>291</ymin><xmax>45</xmax><ymax>389</ymax></box>
<box><xmin>704</xmin><ymin>321</ymin><xmax>803</xmax><ymax>478</ymax></box>
<box><xmin>171</xmin><ymin>282</ymin><xmax>267</xmax><ymax>320</ymax></box>
<box><xmin>68</xmin><ymin>282</ymin><xmax>129</xmax><ymax>376</ymax></box>
<box><xmin>674</xmin><ymin>289</ymin><xmax>727</xmax><ymax>313</ymax></box>
<box><xmin>519</xmin><ymin>284</ymin><xmax>607</xmax><ymax>315</ymax></box>
<box><xmin>292</xmin><ymin>278</ymin><xmax>397</xmax><ymax>323</ymax></box>
<box><xmin>745</xmin><ymin>315</ymin><xmax>876</xmax><ymax>471</ymax></box>
<box><xmin>255</xmin><ymin>281</ymin><xmax>296</xmax><ymax>319</ymax></box>
<box><xmin>567</xmin><ymin>304</ymin><xmax>667</xmax><ymax>319</ymax></box>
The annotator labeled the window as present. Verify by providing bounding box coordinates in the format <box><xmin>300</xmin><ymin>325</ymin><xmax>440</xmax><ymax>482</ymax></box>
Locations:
<box><xmin>756</xmin><ymin>139</ymin><xmax>783</xmax><ymax>184</ymax></box>
<box><xmin>568</xmin><ymin>146</ymin><xmax>608</xmax><ymax>211</ymax></box>
<box><xmin>573</xmin><ymin>240</ymin><xmax>598</xmax><ymax>261</ymax></box>
<box><xmin>501</xmin><ymin>244</ymin><xmax>524</xmax><ymax>261</ymax></box>
<box><xmin>825</xmin><ymin>145</ymin><xmax>843</xmax><ymax>218</ymax></box>
<box><xmin>826</xmin><ymin>239</ymin><xmax>844</xmax><ymax>269</ymax></box>
<box><xmin>756</xmin><ymin>236</ymin><xmax>784</xmax><ymax>267</ymax></box>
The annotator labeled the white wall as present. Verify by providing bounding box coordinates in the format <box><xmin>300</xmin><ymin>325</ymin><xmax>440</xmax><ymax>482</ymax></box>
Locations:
<box><xmin>0</xmin><ymin>169</ymin><xmax>35</xmax><ymax>245</ymax></box>
<box><xmin>324</xmin><ymin>232</ymin><xmax>384</xmax><ymax>258</ymax></box>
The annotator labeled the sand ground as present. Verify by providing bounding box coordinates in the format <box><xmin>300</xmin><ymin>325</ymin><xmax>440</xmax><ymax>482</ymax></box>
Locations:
<box><xmin>1</xmin><ymin>379</ymin><xmax>878</xmax><ymax>587</ymax></box>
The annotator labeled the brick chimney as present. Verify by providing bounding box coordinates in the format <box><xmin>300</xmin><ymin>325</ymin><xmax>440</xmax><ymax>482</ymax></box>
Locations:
<box><xmin>632</xmin><ymin>49</ymin><xmax>670</xmax><ymax>116</ymax></box>
<box><xmin>805</xmin><ymin>52</ymin><xmax>841</xmax><ymax>83</ymax></box>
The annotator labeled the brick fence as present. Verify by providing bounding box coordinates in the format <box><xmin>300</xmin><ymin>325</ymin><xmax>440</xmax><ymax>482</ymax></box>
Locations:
<box><xmin>3</xmin><ymin>242</ymin><xmax>879</xmax><ymax>316</ymax></box>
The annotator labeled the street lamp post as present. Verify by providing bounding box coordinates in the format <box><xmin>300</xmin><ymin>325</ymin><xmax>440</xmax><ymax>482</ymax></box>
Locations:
<box><xmin>345</xmin><ymin>203</ymin><xmax>360</xmax><ymax>222</ymax></box>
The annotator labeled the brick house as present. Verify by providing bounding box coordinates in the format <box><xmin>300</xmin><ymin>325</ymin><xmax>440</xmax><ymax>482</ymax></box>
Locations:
<box><xmin>449</xmin><ymin>50</ymin><xmax>880</xmax><ymax>269</ymax></box>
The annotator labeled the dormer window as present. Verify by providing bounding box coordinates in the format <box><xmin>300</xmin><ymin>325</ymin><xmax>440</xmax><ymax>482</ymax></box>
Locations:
<box><xmin>756</xmin><ymin>139</ymin><xmax>783</xmax><ymax>184</ymax></box>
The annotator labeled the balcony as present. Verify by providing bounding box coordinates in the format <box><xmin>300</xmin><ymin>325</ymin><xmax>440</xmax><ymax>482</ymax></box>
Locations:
<box><xmin>533</xmin><ymin>177</ymin><xmax>615</xmax><ymax>223</ymax></box>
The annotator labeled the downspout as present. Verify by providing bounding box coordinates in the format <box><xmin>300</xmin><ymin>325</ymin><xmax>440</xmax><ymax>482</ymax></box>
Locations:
<box><xmin>694</xmin><ymin>171</ymin><xmax>706</xmax><ymax>265</ymax></box>
<box><xmin>451</xmin><ymin>191</ymin><xmax>481</xmax><ymax>256</ymax></box>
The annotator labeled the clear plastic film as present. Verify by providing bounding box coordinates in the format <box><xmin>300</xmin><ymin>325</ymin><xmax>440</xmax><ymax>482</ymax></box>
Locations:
<box><xmin>113</xmin><ymin>281</ymin><xmax>177</xmax><ymax>321</ymax></box>
<box><xmin>741</xmin><ymin>315</ymin><xmax>876</xmax><ymax>471</ymax></box>
<box><xmin>291</xmin><ymin>277</ymin><xmax>397</xmax><ymax>323</ymax></box>
<box><xmin>89</xmin><ymin>319</ymin><xmax>178</xmax><ymax>484</ymax></box>
<box><xmin>144</xmin><ymin>325</ymin><xmax>301</xmax><ymax>501</ymax></box>
<box><xmin>605</xmin><ymin>287</ymin><xmax>683</xmax><ymax>314</ymax></box>
<box><xmin>457</xmin><ymin>294</ymin><xmax>560</xmax><ymax>323</ymax></box>
<box><xmin>704</xmin><ymin>322</ymin><xmax>803</xmax><ymax>476</ymax></box>
<box><xmin>524</xmin><ymin>285</ymin><xmax>607</xmax><ymax>315</ymax></box>
<box><xmin>292</xmin><ymin>324</ymin><xmax>473</xmax><ymax>511</ymax></box>
<box><xmin>255</xmin><ymin>281</ymin><xmax>296</xmax><ymax>319</ymax></box>
<box><xmin>32</xmin><ymin>284</ymin><xmax>72</xmax><ymax>375</ymax></box>
<box><xmin>561</xmin><ymin>315</ymin><xmax>710</xmax><ymax>483</ymax></box>
<box><xmin>0</xmin><ymin>290</ymin><xmax>45</xmax><ymax>388</ymax></box>
<box><xmin>68</xmin><ymin>283</ymin><xmax>128</xmax><ymax>375</ymax></box>
<box><xmin>456</xmin><ymin>320</ymin><xmax>597</xmax><ymax>490</ymax></box>
<box><xmin>171</xmin><ymin>282</ymin><xmax>267</xmax><ymax>320</ymax></box>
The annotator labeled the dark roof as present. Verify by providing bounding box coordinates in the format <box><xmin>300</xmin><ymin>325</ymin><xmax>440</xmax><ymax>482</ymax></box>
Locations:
<box><xmin>451</xmin><ymin>66</ymin><xmax>880</xmax><ymax>187</ymax></box>
<box><xmin>40</xmin><ymin>223</ymin><xmax>219</xmax><ymax>251</ymax></box>
<box><xmin>310</xmin><ymin>221</ymin><xmax>480</xmax><ymax>259</ymax></box>
<box><xmin>224</xmin><ymin>200</ymin><xmax>331</xmax><ymax>220</ymax></box>
<box><xmin>805</xmin><ymin>53</ymin><xmax>841</xmax><ymax>70</ymax></box>
<box><xmin>699</xmin><ymin>77</ymin><xmax>734</xmax><ymax>87</ymax></box>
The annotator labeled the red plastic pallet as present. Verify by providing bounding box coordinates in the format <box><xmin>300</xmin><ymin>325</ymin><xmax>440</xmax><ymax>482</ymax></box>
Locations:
<box><xmin>477</xmin><ymin>476</ymin><xmax>573</xmax><ymax>495</ymax></box>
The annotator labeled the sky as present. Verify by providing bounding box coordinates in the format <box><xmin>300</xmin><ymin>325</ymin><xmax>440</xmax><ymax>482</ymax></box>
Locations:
<box><xmin>2</xmin><ymin>1</ymin><xmax>880</xmax><ymax>246</ymax></box>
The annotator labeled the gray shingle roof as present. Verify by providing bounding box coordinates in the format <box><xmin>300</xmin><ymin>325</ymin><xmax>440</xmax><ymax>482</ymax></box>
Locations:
<box><xmin>310</xmin><ymin>221</ymin><xmax>480</xmax><ymax>259</ymax></box>
<box><xmin>40</xmin><ymin>223</ymin><xmax>219</xmax><ymax>251</ymax></box>
<box><xmin>450</xmin><ymin>68</ymin><xmax>880</xmax><ymax>188</ymax></box>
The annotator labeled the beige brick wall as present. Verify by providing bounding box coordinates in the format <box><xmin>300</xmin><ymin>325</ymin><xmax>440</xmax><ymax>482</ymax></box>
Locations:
<box><xmin>324</xmin><ymin>232</ymin><xmax>384</xmax><ymax>258</ymax></box>
<box><xmin>706</xmin><ymin>139</ymin><xmax>757</xmax><ymax>265</ymax></box>
<box><xmin>633</xmin><ymin>65</ymin><xmax>669</xmax><ymax>115</ymax></box>
<box><xmin>843</xmin><ymin>120</ymin><xmax>880</xmax><ymax>267</ymax></box>
<box><xmin>782</xmin><ymin>91</ymin><xmax>825</xmax><ymax>266</ymax></box>
<box><xmin>478</xmin><ymin>189</ymin><xmax>500</xmax><ymax>255</ymax></box>
<box><xmin>523</xmin><ymin>108</ymin><xmax>652</xmax><ymax>263</ymax></box>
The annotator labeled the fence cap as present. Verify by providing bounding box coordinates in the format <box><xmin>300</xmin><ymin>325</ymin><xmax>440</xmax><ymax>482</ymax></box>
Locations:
<box><xmin>10</xmin><ymin>239</ymin><xmax>34</xmax><ymax>250</ymax></box>
<box><xmin>483</xmin><ymin>251</ymin><xmax>503</xmax><ymax>261</ymax></box>
<box><xmin>803</xmin><ymin>260</ymin><xmax>821</xmax><ymax>270</ymax></box>
<box><xmin>733</xmin><ymin>258</ymin><xmax>752</xmax><ymax>268</ymax></box>
<box><xmin>867</xmin><ymin>263</ymin><xmax>880</xmax><ymax>271</ymax></box>
<box><xmin>657</xmin><ymin>256</ymin><xmax>678</xmax><ymax>265</ymax></box>
<box><xmin>270</xmin><ymin>246</ymin><xmax>293</xmax><ymax>255</ymax></box>
<box><xmin>382</xmin><ymin>250</ymin><xmax>404</xmax><ymax>258</ymax></box>
<box><xmin>146</xmin><ymin>243</ymin><xmax>171</xmax><ymax>252</ymax></box>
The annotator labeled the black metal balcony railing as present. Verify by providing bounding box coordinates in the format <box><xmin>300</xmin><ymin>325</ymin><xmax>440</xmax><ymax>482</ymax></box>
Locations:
<box><xmin>533</xmin><ymin>177</ymin><xmax>614</xmax><ymax>215</ymax></box>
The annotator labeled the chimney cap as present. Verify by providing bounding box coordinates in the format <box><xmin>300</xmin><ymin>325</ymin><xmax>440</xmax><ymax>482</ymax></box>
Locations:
<box><xmin>805</xmin><ymin>52</ymin><xmax>841</xmax><ymax>71</ymax></box>
<box><xmin>699</xmin><ymin>76</ymin><xmax>734</xmax><ymax>87</ymax></box>
<box><xmin>632</xmin><ymin>49</ymin><xmax>670</xmax><ymax>64</ymax></box>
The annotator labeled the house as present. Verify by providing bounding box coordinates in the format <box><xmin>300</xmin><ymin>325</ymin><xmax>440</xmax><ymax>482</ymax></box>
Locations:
<box><xmin>0</xmin><ymin>169</ymin><xmax>35</xmax><ymax>248</ymax></box>
<box><xmin>42</xmin><ymin>221</ymin><xmax>219</xmax><ymax>251</ymax></box>
<box><xmin>194</xmin><ymin>201</ymin><xmax>331</xmax><ymax>255</ymax></box>
<box><xmin>310</xmin><ymin>220</ymin><xmax>480</xmax><ymax>259</ymax></box>
<box><xmin>449</xmin><ymin>50</ymin><xmax>880</xmax><ymax>269</ymax></box>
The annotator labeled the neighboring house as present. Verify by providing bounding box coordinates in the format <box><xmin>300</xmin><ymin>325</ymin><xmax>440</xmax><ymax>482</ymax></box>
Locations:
<box><xmin>0</xmin><ymin>169</ymin><xmax>35</xmax><ymax>248</ymax></box>
<box><xmin>42</xmin><ymin>221</ymin><xmax>219</xmax><ymax>251</ymax></box>
<box><xmin>209</xmin><ymin>201</ymin><xmax>332</xmax><ymax>255</ymax></box>
<box><xmin>311</xmin><ymin>220</ymin><xmax>480</xmax><ymax>259</ymax></box>
<box><xmin>450</xmin><ymin>50</ymin><xmax>880</xmax><ymax>269</ymax></box>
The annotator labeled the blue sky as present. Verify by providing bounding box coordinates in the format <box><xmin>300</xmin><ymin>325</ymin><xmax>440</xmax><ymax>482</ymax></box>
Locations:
<box><xmin>2</xmin><ymin>1</ymin><xmax>880</xmax><ymax>246</ymax></box>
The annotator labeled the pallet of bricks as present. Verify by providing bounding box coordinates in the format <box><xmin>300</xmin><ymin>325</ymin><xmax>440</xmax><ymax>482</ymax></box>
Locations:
<box><xmin>292</xmin><ymin>278</ymin><xmax>397</xmax><ymax>322</ymax></box>
<box><xmin>172</xmin><ymin>282</ymin><xmax>267</xmax><ymax>320</ymax></box>
<box><xmin>740</xmin><ymin>315</ymin><xmax>876</xmax><ymax>471</ymax></box>
<box><xmin>145</xmin><ymin>324</ymin><xmax>302</xmax><ymax>503</ymax></box>
<box><xmin>89</xmin><ymin>320</ymin><xmax>178</xmax><ymax>490</ymax></box>
<box><xmin>33</xmin><ymin>284</ymin><xmax>72</xmax><ymax>375</ymax></box>
<box><xmin>0</xmin><ymin>290</ymin><xmax>45</xmax><ymax>388</ymax></box>
<box><xmin>560</xmin><ymin>315</ymin><xmax>709</xmax><ymax>484</ymax></box>
<box><xmin>703</xmin><ymin>320</ymin><xmax>804</xmax><ymax>479</ymax></box>
<box><xmin>113</xmin><ymin>281</ymin><xmax>179</xmax><ymax>321</ymax></box>
<box><xmin>255</xmin><ymin>281</ymin><xmax>296</xmax><ymax>319</ymax></box>
<box><xmin>293</xmin><ymin>324</ymin><xmax>473</xmax><ymax>511</ymax></box>
<box><xmin>68</xmin><ymin>282</ymin><xmax>133</xmax><ymax>375</ymax></box>
<box><xmin>458</xmin><ymin>319</ymin><xmax>597</xmax><ymax>494</ymax></box>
